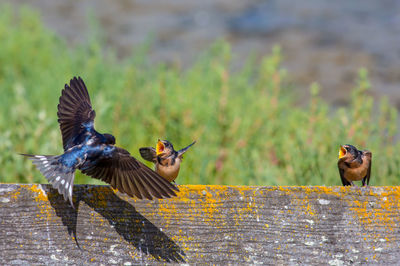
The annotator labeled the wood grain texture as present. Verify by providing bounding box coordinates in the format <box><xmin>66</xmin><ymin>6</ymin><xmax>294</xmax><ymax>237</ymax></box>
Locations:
<box><xmin>0</xmin><ymin>184</ymin><xmax>399</xmax><ymax>264</ymax></box>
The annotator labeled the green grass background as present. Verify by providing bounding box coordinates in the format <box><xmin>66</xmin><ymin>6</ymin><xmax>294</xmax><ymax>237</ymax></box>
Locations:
<box><xmin>1</xmin><ymin>6</ymin><xmax>399</xmax><ymax>186</ymax></box>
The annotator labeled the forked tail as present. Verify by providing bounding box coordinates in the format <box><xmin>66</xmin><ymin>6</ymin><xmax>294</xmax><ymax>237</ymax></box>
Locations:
<box><xmin>21</xmin><ymin>154</ymin><xmax>76</xmax><ymax>207</ymax></box>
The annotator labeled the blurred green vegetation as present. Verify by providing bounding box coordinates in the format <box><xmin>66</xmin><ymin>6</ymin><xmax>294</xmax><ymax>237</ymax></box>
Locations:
<box><xmin>1</xmin><ymin>6</ymin><xmax>399</xmax><ymax>186</ymax></box>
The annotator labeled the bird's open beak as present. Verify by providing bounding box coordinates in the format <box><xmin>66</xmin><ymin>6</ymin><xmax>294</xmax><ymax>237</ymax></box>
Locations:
<box><xmin>338</xmin><ymin>145</ymin><xmax>347</xmax><ymax>159</ymax></box>
<box><xmin>156</xmin><ymin>140</ymin><xmax>165</xmax><ymax>156</ymax></box>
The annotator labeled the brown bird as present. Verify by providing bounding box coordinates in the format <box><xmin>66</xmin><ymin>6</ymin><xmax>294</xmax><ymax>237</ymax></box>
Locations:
<box><xmin>337</xmin><ymin>144</ymin><xmax>372</xmax><ymax>186</ymax></box>
<box><xmin>139</xmin><ymin>140</ymin><xmax>196</xmax><ymax>182</ymax></box>
<box><xmin>22</xmin><ymin>77</ymin><xmax>178</xmax><ymax>207</ymax></box>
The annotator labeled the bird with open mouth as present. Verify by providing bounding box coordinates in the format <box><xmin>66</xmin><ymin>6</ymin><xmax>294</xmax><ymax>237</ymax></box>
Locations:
<box><xmin>139</xmin><ymin>140</ymin><xmax>196</xmax><ymax>183</ymax></box>
<box><xmin>21</xmin><ymin>77</ymin><xmax>179</xmax><ymax>207</ymax></box>
<box><xmin>337</xmin><ymin>144</ymin><xmax>372</xmax><ymax>187</ymax></box>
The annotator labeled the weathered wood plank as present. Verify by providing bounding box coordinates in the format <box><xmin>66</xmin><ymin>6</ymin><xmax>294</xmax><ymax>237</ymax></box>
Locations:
<box><xmin>0</xmin><ymin>184</ymin><xmax>399</xmax><ymax>264</ymax></box>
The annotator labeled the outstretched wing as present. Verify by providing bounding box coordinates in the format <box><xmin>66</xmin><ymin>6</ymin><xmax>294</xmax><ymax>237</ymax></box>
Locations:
<box><xmin>338</xmin><ymin>165</ymin><xmax>351</xmax><ymax>186</ymax></box>
<box><xmin>177</xmin><ymin>141</ymin><xmax>196</xmax><ymax>159</ymax></box>
<box><xmin>139</xmin><ymin>147</ymin><xmax>157</xmax><ymax>163</ymax></box>
<box><xmin>81</xmin><ymin>147</ymin><xmax>179</xmax><ymax>200</ymax></box>
<box><xmin>57</xmin><ymin>77</ymin><xmax>96</xmax><ymax>150</ymax></box>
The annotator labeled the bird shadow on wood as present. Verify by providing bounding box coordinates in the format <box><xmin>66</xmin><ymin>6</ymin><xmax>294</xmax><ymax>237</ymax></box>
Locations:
<box><xmin>46</xmin><ymin>186</ymin><xmax>81</xmax><ymax>248</ymax></box>
<box><xmin>46</xmin><ymin>185</ymin><xmax>185</xmax><ymax>263</ymax></box>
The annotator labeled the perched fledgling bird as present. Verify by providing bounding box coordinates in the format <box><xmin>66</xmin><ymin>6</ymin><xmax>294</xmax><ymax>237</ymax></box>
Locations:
<box><xmin>337</xmin><ymin>144</ymin><xmax>372</xmax><ymax>186</ymax></box>
<box><xmin>139</xmin><ymin>140</ymin><xmax>196</xmax><ymax>183</ymax></box>
<box><xmin>22</xmin><ymin>77</ymin><xmax>178</xmax><ymax>207</ymax></box>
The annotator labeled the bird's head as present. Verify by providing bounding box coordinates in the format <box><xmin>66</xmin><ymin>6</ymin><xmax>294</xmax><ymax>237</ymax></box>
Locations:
<box><xmin>156</xmin><ymin>139</ymin><xmax>174</xmax><ymax>157</ymax></box>
<box><xmin>338</xmin><ymin>144</ymin><xmax>358</xmax><ymax>160</ymax></box>
<box><xmin>104</xmin><ymin>134</ymin><xmax>116</xmax><ymax>145</ymax></box>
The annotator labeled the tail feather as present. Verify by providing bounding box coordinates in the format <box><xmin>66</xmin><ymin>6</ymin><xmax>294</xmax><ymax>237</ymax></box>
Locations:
<box><xmin>177</xmin><ymin>140</ymin><xmax>196</xmax><ymax>158</ymax></box>
<box><xmin>22</xmin><ymin>154</ymin><xmax>76</xmax><ymax>207</ymax></box>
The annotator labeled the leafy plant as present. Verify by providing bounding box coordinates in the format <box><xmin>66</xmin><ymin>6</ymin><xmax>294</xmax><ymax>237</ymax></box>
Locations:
<box><xmin>1</xmin><ymin>5</ymin><xmax>399</xmax><ymax>186</ymax></box>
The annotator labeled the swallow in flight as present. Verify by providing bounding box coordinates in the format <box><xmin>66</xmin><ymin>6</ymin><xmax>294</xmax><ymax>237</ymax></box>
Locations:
<box><xmin>139</xmin><ymin>140</ymin><xmax>196</xmax><ymax>182</ymax></box>
<box><xmin>337</xmin><ymin>144</ymin><xmax>372</xmax><ymax>186</ymax></box>
<box><xmin>22</xmin><ymin>77</ymin><xmax>178</xmax><ymax>207</ymax></box>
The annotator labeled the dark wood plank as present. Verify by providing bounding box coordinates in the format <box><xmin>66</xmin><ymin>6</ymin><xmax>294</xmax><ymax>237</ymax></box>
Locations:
<box><xmin>0</xmin><ymin>184</ymin><xmax>399</xmax><ymax>264</ymax></box>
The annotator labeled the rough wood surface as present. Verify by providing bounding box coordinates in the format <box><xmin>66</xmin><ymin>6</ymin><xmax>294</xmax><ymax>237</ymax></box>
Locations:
<box><xmin>0</xmin><ymin>184</ymin><xmax>399</xmax><ymax>264</ymax></box>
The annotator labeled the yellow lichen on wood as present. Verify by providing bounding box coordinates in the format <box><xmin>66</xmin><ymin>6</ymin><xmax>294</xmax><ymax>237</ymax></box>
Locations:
<box><xmin>5</xmin><ymin>184</ymin><xmax>400</xmax><ymax>230</ymax></box>
<box><xmin>28</xmin><ymin>184</ymin><xmax>48</xmax><ymax>202</ymax></box>
<box><xmin>25</xmin><ymin>184</ymin><xmax>56</xmax><ymax>224</ymax></box>
<box><xmin>173</xmin><ymin>185</ymin><xmax>226</xmax><ymax>224</ymax></box>
<box><xmin>348</xmin><ymin>187</ymin><xmax>400</xmax><ymax>241</ymax></box>
<box><xmin>2</xmin><ymin>184</ymin><xmax>400</xmax><ymax>264</ymax></box>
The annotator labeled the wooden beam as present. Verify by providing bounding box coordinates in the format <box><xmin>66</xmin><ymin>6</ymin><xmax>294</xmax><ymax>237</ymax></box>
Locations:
<box><xmin>0</xmin><ymin>184</ymin><xmax>399</xmax><ymax>264</ymax></box>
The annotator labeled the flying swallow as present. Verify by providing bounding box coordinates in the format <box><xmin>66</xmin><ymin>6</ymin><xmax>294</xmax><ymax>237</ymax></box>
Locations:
<box><xmin>139</xmin><ymin>140</ymin><xmax>196</xmax><ymax>182</ymax></box>
<box><xmin>337</xmin><ymin>144</ymin><xmax>372</xmax><ymax>186</ymax></box>
<box><xmin>22</xmin><ymin>77</ymin><xmax>179</xmax><ymax>207</ymax></box>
